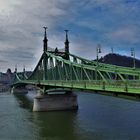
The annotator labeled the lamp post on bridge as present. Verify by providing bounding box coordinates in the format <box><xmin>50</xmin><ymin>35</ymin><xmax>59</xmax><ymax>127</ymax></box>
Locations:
<box><xmin>131</xmin><ymin>48</ymin><xmax>136</xmax><ymax>80</ymax></box>
<box><xmin>95</xmin><ymin>44</ymin><xmax>102</xmax><ymax>80</ymax></box>
<box><xmin>111</xmin><ymin>47</ymin><xmax>114</xmax><ymax>54</ymax></box>
<box><xmin>96</xmin><ymin>44</ymin><xmax>102</xmax><ymax>66</ymax></box>
<box><xmin>131</xmin><ymin>48</ymin><xmax>136</xmax><ymax>69</ymax></box>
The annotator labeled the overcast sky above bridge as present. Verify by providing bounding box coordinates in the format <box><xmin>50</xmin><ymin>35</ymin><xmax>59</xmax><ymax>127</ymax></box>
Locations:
<box><xmin>0</xmin><ymin>0</ymin><xmax>140</xmax><ymax>72</ymax></box>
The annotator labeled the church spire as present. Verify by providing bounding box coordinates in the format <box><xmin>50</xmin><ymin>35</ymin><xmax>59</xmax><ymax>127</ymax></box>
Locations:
<box><xmin>14</xmin><ymin>64</ymin><xmax>17</xmax><ymax>73</ymax></box>
<box><xmin>64</xmin><ymin>30</ymin><xmax>69</xmax><ymax>54</ymax></box>
<box><xmin>43</xmin><ymin>27</ymin><xmax>48</xmax><ymax>52</ymax></box>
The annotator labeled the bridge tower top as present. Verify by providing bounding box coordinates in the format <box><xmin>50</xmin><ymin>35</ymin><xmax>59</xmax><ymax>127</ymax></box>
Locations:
<box><xmin>64</xmin><ymin>30</ymin><xmax>69</xmax><ymax>54</ymax></box>
<box><xmin>43</xmin><ymin>27</ymin><xmax>48</xmax><ymax>52</ymax></box>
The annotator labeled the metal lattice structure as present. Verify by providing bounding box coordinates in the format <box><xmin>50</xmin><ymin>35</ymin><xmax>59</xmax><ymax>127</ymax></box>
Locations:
<box><xmin>13</xmin><ymin>29</ymin><xmax>140</xmax><ymax>95</ymax></box>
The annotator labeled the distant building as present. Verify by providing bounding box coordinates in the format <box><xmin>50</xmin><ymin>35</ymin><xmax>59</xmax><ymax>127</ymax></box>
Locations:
<box><xmin>0</xmin><ymin>68</ymin><xmax>14</xmax><ymax>84</ymax></box>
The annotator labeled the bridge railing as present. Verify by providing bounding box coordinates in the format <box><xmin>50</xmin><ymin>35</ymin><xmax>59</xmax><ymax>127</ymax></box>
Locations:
<box><xmin>14</xmin><ymin>78</ymin><xmax>140</xmax><ymax>94</ymax></box>
<box><xmin>38</xmin><ymin>80</ymin><xmax>140</xmax><ymax>94</ymax></box>
<box><xmin>69</xmin><ymin>53</ymin><xmax>140</xmax><ymax>72</ymax></box>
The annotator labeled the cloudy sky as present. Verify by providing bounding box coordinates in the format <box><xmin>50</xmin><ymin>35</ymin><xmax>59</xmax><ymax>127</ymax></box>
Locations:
<box><xmin>0</xmin><ymin>0</ymin><xmax>140</xmax><ymax>72</ymax></box>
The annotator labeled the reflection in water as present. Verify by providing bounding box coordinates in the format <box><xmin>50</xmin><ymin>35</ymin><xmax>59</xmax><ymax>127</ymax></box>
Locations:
<box><xmin>32</xmin><ymin>111</ymin><xmax>78</xmax><ymax>140</ymax></box>
<box><xmin>14</xmin><ymin>91</ymin><xmax>78</xmax><ymax>140</ymax></box>
<box><xmin>14</xmin><ymin>94</ymin><xmax>33</xmax><ymax>110</ymax></box>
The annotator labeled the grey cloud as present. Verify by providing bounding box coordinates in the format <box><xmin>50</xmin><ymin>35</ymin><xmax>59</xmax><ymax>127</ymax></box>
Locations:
<box><xmin>0</xmin><ymin>0</ymin><xmax>140</xmax><ymax>72</ymax></box>
<box><xmin>0</xmin><ymin>0</ymin><xmax>73</xmax><ymax>71</ymax></box>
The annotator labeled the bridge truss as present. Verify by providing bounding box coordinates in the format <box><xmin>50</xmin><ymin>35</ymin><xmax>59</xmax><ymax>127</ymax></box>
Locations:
<box><xmin>12</xmin><ymin>28</ymin><xmax>140</xmax><ymax>96</ymax></box>
<box><xmin>14</xmin><ymin>51</ymin><xmax>140</xmax><ymax>95</ymax></box>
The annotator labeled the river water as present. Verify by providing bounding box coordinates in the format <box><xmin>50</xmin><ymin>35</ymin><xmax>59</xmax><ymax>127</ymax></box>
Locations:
<box><xmin>0</xmin><ymin>91</ymin><xmax>140</xmax><ymax>140</ymax></box>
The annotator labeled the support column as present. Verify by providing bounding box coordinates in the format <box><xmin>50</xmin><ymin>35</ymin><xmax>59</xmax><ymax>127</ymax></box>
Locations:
<box><xmin>33</xmin><ymin>90</ymin><xmax>78</xmax><ymax>111</ymax></box>
<box><xmin>11</xmin><ymin>86</ymin><xmax>28</xmax><ymax>94</ymax></box>
<box><xmin>33</xmin><ymin>28</ymin><xmax>78</xmax><ymax>112</ymax></box>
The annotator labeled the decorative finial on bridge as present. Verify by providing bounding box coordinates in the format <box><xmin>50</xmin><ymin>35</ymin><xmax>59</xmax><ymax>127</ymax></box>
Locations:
<box><xmin>64</xmin><ymin>29</ymin><xmax>69</xmax><ymax>54</ymax></box>
<box><xmin>43</xmin><ymin>27</ymin><xmax>48</xmax><ymax>37</ymax></box>
<box><xmin>43</xmin><ymin>26</ymin><xmax>48</xmax><ymax>52</ymax></box>
<box><xmin>65</xmin><ymin>30</ymin><xmax>69</xmax><ymax>41</ymax></box>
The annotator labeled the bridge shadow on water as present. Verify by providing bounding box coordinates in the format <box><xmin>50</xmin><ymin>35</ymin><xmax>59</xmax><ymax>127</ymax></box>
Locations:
<box><xmin>13</xmin><ymin>90</ymin><xmax>140</xmax><ymax>140</ymax></box>
<box><xmin>14</xmin><ymin>91</ymin><xmax>80</xmax><ymax>140</ymax></box>
<box><xmin>13</xmin><ymin>91</ymin><xmax>34</xmax><ymax>111</ymax></box>
<box><xmin>32</xmin><ymin>111</ymin><xmax>78</xmax><ymax>140</ymax></box>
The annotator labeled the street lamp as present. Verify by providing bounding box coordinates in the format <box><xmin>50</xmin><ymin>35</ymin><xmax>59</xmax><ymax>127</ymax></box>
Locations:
<box><xmin>111</xmin><ymin>47</ymin><xmax>114</xmax><ymax>54</ymax></box>
<box><xmin>131</xmin><ymin>48</ymin><xmax>136</xmax><ymax>80</ymax></box>
<box><xmin>131</xmin><ymin>48</ymin><xmax>135</xmax><ymax>69</ymax></box>
<box><xmin>95</xmin><ymin>44</ymin><xmax>102</xmax><ymax>81</ymax></box>
<box><xmin>96</xmin><ymin>44</ymin><xmax>101</xmax><ymax>66</ymax></box>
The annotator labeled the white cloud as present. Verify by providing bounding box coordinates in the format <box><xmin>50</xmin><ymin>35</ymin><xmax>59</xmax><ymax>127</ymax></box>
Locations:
<box><xmin>0</xmin><ymin>0</ymin><xmax>72</xmax><ymax>72</ymax></box>
<box><xmin>106</xmin><ymin>27</ymin><xmax>139</xmax><ymax>43</ymax></box>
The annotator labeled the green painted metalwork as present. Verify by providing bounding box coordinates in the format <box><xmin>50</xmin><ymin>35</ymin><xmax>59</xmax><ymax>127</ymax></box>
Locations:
<box><xmin>12</xmin><ymin>50</ymin><xmax>140</xmax><ymax>96</ymax></box>
<box><xmin>11</xmin><ymin>29</ymin><xmax>140</xmax><ymax>97</ymax></box>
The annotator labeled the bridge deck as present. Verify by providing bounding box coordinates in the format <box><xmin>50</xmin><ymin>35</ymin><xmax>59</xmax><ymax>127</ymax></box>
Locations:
<box><xmin>14</xmin><ymin>80</ymin><xmax>140</xmax><ymax>95</ymax></box>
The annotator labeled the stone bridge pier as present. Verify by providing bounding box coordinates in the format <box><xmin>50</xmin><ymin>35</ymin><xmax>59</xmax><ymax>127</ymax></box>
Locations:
<box><xmin>33</xmin><ymin>89</ymin><xmax>78</xmax><ymax>111</ymax></box>
<box><xmin>11</xmin><ymin>85</ymin><xmax>28</xmax><ymax>94</ymax></box>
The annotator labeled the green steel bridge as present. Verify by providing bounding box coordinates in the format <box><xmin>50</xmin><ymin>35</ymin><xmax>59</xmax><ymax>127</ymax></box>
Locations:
<box><xmin>12</xmin><ymin>28</ymin><xmax>140</xmax><ymax>97</ymax></box>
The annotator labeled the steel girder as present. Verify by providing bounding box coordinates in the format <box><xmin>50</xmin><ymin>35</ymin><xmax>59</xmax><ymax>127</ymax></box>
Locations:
<box><xmin>13</xmin><ymin>51</ymin><xmax>140</xmax><ymax>94</ymax></box>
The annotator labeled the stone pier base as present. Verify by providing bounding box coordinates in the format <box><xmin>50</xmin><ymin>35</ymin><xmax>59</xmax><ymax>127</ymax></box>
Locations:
<box><xmin>33</xmin><ymin>92</ymin><xmax>78</xmax><ymax>111</ymax></box>
<box><xmin>11</xmin><ymin>86</ymin><xmax>28</xmax><ymax>94</ymax></box>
